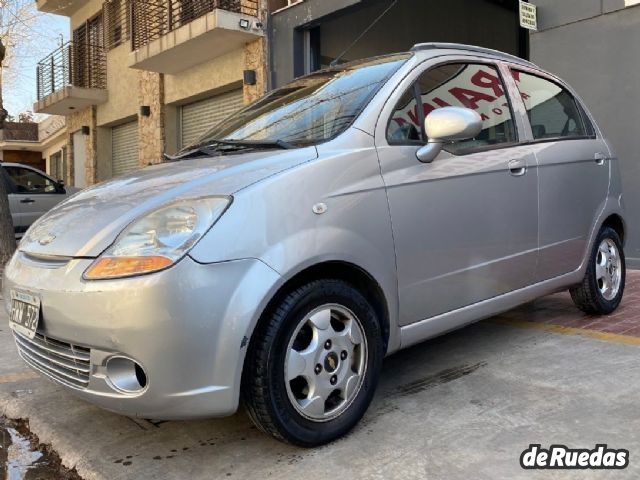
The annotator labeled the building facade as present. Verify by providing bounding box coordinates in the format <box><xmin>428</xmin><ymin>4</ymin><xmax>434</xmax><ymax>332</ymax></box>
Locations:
<box><xmin>34</xmin><ymin>0</ymin><xmax>267</xmax><ymax>188</ymax></box>
<box><xmin>528</xmin><ymin>0</ymin><xmax>640</xmax><ymax>264</ymax></box>
<box><xmin>0</xmin><ymin>117</ymin><xmax>67</xmax><ymax>176</ymax></box>
<box><xmin>268</xmin><ymin>0</ymin><xmax>529</xmax><ymax>87</ymax></box>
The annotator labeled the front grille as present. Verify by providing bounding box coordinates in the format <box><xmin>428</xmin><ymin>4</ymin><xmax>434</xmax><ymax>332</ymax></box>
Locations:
<box><xmin>14</xmin><ymin>331</ymin><xmax>91</xmax><ymax>389</ymax></box>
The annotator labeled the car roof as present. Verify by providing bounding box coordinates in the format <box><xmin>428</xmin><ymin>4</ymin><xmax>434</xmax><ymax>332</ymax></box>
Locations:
<box><xmin>0</xmin><ymin>162</ymin><xmax>32</xmax><ymax>168</ymax></box>
<box><xmin>410</xmin><ymin>42</ymin><xmax>537</xmax><ymax>69</ymax></box>
<box><xmin>0</xmin><ymin>162</ymin><xmax>49</xmax><ymax>176</ymax></box>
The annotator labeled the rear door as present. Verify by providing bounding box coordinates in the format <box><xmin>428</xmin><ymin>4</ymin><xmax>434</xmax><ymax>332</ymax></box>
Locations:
<box><xmin>508</xmin><ymin>68</ymin><xmax>609</xmax><ymax>280</ymax></box>
<box><xmin>376</xmin><ymin>59</ymin><xmax>539</xmax><ymax>325</ymax></box>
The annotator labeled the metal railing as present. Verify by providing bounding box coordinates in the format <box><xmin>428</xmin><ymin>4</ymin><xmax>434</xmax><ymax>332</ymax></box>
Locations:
<box><xmin>36</xmin><ymin>41</ymin><xmax>107</xmax><ymax>100</ymax></box>
<box><xmin>105</xmin><ymin>0</ymin><xmax>131</xmax><ymax>50</ymax></box>
<box><xmin>131</xmin><ymin>0</ymin><xmax>259</xmax><ymax>50</ymax></box>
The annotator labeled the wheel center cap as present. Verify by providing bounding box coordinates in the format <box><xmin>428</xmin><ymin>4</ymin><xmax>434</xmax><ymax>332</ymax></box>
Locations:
<box><xmin>324</xmin><ymin>352</ymin><xmax>339</xmax><ymax>373</ymax></box>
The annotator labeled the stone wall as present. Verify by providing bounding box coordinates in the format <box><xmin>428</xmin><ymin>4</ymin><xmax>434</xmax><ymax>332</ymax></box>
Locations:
<box><xmin>138</xmin><ymin>71</ymin><xmax>165</xmax><ymax>167</ymax></box>
<box><xmin>241</xmin><ymin>0</ymin><xmax>260</xmax><ymax>16</ymax></box>
<box><xmin>243</xmin><ymin>0</ymin><xmax>267</xmax><ymax>104</ymax></box>
<box><xmin>243</xmin><ymin>37</ymin><xmax>267</xmax><ymax>104</ymax></box>
<box><xmin>66</xmin><ymin>107</ymin><xmax>97</xmax><ymax>187</ymax></box>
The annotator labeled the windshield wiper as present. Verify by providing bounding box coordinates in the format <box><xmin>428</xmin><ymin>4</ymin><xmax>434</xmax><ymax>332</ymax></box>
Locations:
<box><xmin>205</xmin><ymin>138</ymin><xmax>296</xmax><ymax>150</ymax></box>
<box><xmin>164</xmin><ymin>138</ymin><xmax>296</xmax><ymax>162</ymax></box>
<box><xmin>163</xmin><ymin>145</ymin><xmax>221</xmax><ymax>162</ymax></box>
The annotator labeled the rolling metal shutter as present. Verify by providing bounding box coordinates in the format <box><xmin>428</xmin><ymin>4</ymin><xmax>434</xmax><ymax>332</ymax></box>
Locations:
<box><xmin>112</xmin><ymin>120</ymin><xmax>139</xmax><ymax>177</ymax></box>
<box><xmin>180</xmin><ymin>89</ymin><xmax>244</xmax><ymax>149</ymax></box>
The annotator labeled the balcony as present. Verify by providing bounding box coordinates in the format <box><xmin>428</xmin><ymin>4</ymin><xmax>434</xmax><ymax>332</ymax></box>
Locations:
<box><xmin>35</xmin><ymin>41</ymin><xmax>108</xmax><ymax>115</ymax></box>
<box><xmin>36</xmin><ymin>0</ymin><xmax>82</xmax><ymax>16</ymax></box>
<box><xmin>129</xmin><ymin>0</ymin><xmax>263</xmax><ymax>74</ymax></box>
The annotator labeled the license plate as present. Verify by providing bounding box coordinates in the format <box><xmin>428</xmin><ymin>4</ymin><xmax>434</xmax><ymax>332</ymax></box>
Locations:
<box><xmin>9</xmin><ymin>290</ymin><xmax>40</xmax><ymax>339</ymax></box>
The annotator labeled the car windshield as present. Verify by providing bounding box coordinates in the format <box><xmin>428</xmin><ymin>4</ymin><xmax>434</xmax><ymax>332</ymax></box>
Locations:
<box><xmin>188</xmin><ymin>54</ymin><xmax>410</xmax><ymax>151</ymax></box>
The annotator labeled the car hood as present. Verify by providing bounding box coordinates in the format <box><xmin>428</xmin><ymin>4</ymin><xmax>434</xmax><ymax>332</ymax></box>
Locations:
<box><xmin>20</xmin><ymin>147</ymin><xmax>317</xmax><ymax>258</ymax></box>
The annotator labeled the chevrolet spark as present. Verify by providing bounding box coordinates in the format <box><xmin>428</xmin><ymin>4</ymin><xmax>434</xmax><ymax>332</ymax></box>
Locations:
<box><xmin>3</xmin><ymin>43</ymin><xmax>625</xmax><ymax>446</ymax></box>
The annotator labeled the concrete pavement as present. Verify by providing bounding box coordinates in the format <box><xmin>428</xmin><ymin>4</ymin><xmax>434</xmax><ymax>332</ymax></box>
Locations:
<box><xmin>1</xmin><ymin>278</ymin><xmax>640</xmax><ymax>479</ymax></box>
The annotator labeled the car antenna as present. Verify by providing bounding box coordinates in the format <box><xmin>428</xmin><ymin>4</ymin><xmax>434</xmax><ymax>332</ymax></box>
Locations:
<box><xmin>330</xmin><ymin>0</ymin><xmax>399</xmax><ymax>67</ymax></box>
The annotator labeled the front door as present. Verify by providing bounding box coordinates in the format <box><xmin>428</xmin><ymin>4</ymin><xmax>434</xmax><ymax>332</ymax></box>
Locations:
<box><xmin>377</xmin><ymin>61</ymin><xmax>538</xmax><ymax>325</ymax></box>
<box><xmin>3</xmin><ymin>166</ymin><xmax>67</xmax><ymax>233</ymax></box>
<box><xmin>2</xmin><ymin>169</ymin><xmax>24</xmax><ymax>236</ymax></box>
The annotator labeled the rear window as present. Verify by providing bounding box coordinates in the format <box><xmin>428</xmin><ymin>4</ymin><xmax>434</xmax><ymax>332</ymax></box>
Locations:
<box><xmin>511</xmin><ymin>70</ymin><xmax>591</xmax><ymax>140</ymax></box>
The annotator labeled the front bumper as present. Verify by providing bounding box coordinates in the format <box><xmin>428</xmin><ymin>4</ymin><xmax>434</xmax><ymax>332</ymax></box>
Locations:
<box><xmin>2</xmin><ymin>252</ymin><xmax>280</xmax><ymax>419</ymax></box>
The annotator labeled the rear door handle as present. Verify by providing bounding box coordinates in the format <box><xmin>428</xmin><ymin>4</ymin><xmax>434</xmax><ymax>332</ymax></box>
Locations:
<box><xmin>594</xmin><ymin>152</ymin><xmax>607</xmax><ymax>165</ymax></box>
<box><xmin>20</xmin><ymin>198</ymin><xmax>35</xmax><ymax>204</ymax></box>
<box><xmin>508</xmin><ymin>159</ymin><xmax>527</xmax><ymax>176</ymax></box>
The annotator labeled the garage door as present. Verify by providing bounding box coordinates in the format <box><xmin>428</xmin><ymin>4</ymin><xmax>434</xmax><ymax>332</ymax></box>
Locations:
<box><xmin>181</xmin><ymin>89</ymin><xmax>244</xmax><ymax>149</ymax></box>
<box><xmin>112</xmin><ymin>121</ymin><xmax>139</xmax><ymax>177</ymax></box>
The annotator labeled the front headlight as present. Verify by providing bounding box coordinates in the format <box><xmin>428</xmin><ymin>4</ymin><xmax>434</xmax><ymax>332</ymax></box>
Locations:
<box><xmin>84</xmin><ymin>197</ymin><xmax>231</xmax><ymax>280</ymax></box>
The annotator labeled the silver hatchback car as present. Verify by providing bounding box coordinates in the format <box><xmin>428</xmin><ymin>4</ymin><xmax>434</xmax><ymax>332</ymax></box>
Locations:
<box><xmin>3</xmin><ymin>43</ymin><xmax>625</xmax><ymax>446</ymax></box>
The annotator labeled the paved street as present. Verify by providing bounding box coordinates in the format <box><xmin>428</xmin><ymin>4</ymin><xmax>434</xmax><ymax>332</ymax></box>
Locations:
<box><xmin>1</xmin><ymin>273</ymin><xmax>640</xmax><ymax>480</ymax></box>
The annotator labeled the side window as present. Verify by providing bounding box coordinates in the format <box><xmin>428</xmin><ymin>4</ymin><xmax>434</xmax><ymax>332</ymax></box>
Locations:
<box><xmin>387</xmin><ymin>86</ymin><xmax>422</xmax><ymax>144</ymax></box>
<box><xmin>511</xmin><ymin>70</ymin><xmax>588</xmax><ymax>140</ymax></box>
<box><xmin>387</xmin><ymin>63</ymin><xmax>517</xmax><ymax>153</ymax></box>
<box><xmin>577</xmin><ymin>101</ymin><xmax>596</xmax><ymax>137</ymax></box>
<box><xmin>0</xmin><ymin>168</ymin><xmax>14</xmax><ymax>193</ymax></box>
<box><xmin>4</xmin><ymin>167</ymin><xmax>57</xmax><ymax>194</ymax></box>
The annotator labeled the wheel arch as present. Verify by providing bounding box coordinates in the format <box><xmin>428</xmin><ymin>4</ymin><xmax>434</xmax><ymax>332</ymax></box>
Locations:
<box><xmin>250</xmin><ymin>261</ymin><xmax>391</xmax><ymax>355</ymax></box>
<box><xmin>601</xmin><ymin>213</ymin><xmax>626</xmax><ymax>246</ymax></box>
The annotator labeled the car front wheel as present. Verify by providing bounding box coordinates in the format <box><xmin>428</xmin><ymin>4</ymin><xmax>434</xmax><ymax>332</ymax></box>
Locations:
<box><xmin>242</xmin><ymin>279</ymin><xmax>383</xmax><ymax>446</ymax></box>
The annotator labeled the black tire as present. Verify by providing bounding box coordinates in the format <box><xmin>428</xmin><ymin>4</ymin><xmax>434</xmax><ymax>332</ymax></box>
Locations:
<box><xmin>242</xmin><ymin>279</ymin><xmax>383</xmax><ymax>447</ymax></box>
<box><xmin>570</xmin><ymin>226</ymin><xmax>625</xmax><ymax>315</ymax></box>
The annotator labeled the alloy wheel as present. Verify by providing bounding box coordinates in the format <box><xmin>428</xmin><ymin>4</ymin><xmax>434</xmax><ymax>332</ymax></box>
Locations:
<box><xmin>595</xmin><ymin>238</ymin><xmax>622</xmax><ymax>301</ymax></box>
<box><xmin>284</xmin><ymin>304</ymin><xmax>368</xmax><ymax>422</ymax></box>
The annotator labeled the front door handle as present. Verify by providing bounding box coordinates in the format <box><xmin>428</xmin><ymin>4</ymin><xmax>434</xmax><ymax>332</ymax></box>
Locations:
<box><xmin>508</xmin><ymin>159</ymin><xmax>527</xmax><ymax>176</ymax></box>
<box><xmin>20</xmin><ymin>198</ymin><xmax>35</xmax><ymax>204</ymax></box>
<box><xmin>594</xmin><ymin>152</ymin><xmax>607</xmax><ymax>165</ymax></box>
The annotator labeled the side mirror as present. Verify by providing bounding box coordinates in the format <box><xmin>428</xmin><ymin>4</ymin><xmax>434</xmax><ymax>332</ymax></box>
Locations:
<box><xmin>56</xmin><ymin>179</ymin><xmax>66</xmax><ymax>193</ymax></box>
<box><xmin>57</xmin><ymin>179</ymin><xmax>65</xmax><ymax>187</ymax></box>
<box><xmin>416</xmin><ymin>107</ymin><xmax>483</xmax><ymax>163</ymax></box>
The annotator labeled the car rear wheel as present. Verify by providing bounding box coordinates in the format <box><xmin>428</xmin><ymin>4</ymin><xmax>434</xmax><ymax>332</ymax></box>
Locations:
<box><xmin>570</xmin><ymin>226</ymin><xmax>625</xmax><ymax>315</ymax></box>
<box><xmin>242</xmin><ymin>279</ymin><xmax>383</xmax><ymax>446</ymax></box>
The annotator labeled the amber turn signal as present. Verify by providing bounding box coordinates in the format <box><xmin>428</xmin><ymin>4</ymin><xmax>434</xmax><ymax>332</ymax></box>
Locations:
<box><xmin>84</xmin><ymin>256</ymin><xmax>174</xmax><ymax>280</ymax></box>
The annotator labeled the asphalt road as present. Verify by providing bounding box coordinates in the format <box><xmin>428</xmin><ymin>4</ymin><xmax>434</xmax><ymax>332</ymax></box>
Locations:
<box><xmin>1</xmin><ymin>288</ymin><xmax>640</xmax><ymax>479</ymax></box>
